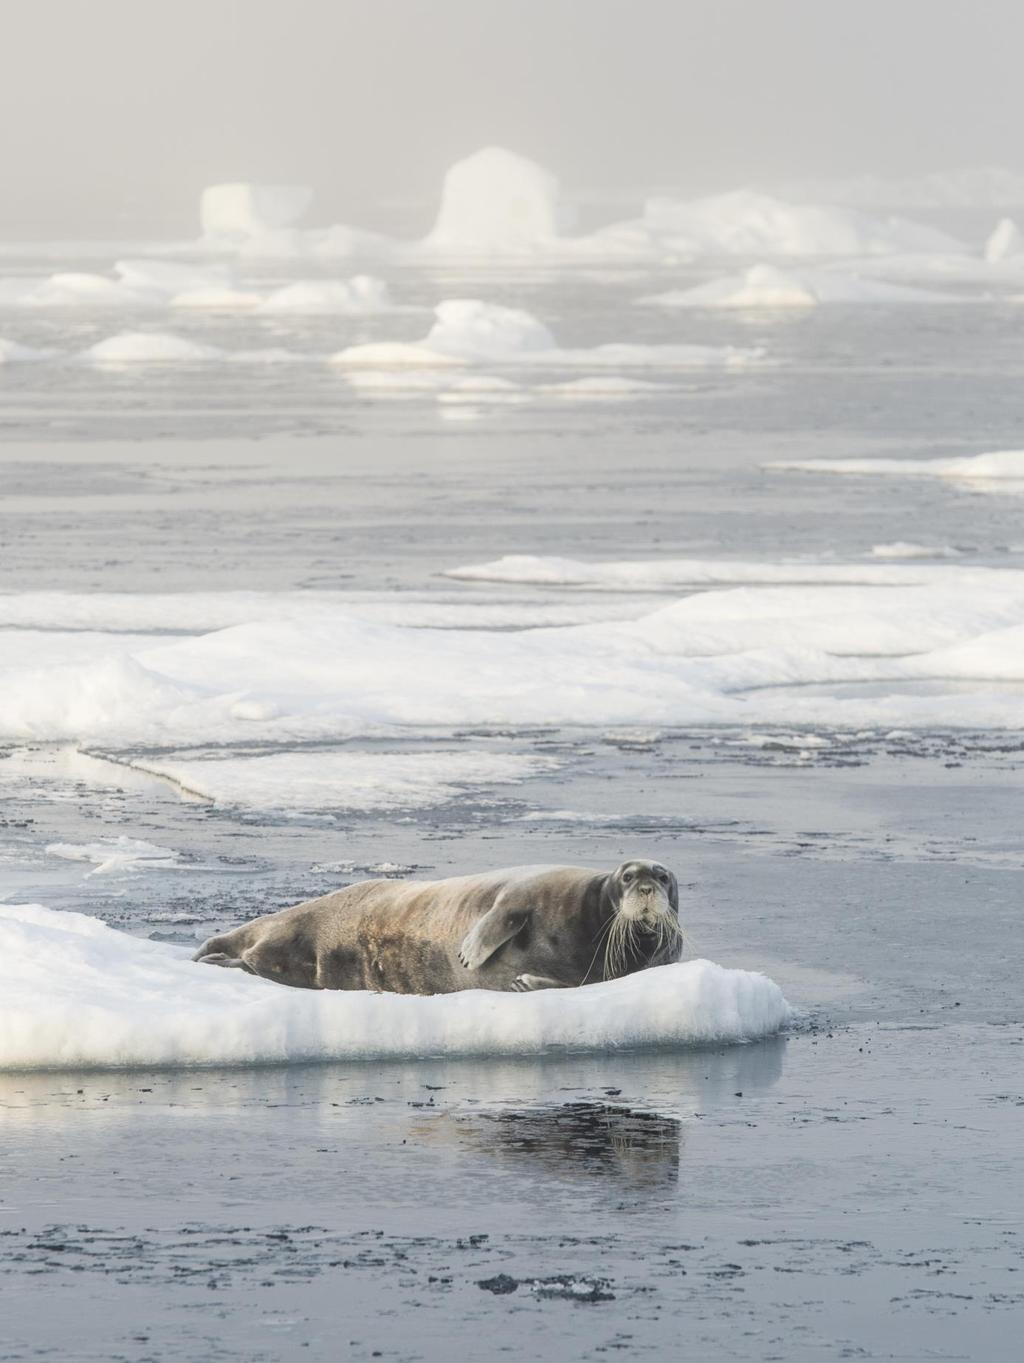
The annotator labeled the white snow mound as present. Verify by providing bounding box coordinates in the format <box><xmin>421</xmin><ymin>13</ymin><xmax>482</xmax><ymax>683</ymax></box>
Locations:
<box><xmin>200</xmin><ymin>183</ymin><xmax>314</xmax><ymax>239</ymax></box>
<box><xmin>0</xmin><ymin>904</ymin><xmax>791</xmax><ymax>1070</ymax></box>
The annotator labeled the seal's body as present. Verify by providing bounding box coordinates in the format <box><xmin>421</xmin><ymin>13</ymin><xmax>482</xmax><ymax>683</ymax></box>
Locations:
<box><xmin>194</xmin><ymin>860</ymin><xmax>681</xmax><ymax>995</ymax></box>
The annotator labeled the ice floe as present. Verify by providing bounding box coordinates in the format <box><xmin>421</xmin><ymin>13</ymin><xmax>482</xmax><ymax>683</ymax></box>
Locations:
<box><xmin>768</xmin><ymin>450</ymin><xmax>1024</xmax><ymax>481</ymax></box>
<box><xmin>0</xmin><ymin>259</ymin><xmax>397</xmax><ymax>314</ymax></box>
<box><xmin>641</xmin><ymin>264</ymin><xmax>958</xmax><ymax>308</ymax></box>
<box><xmin>45</xmin><ymin>836</ymin><xmax>180</xmax><ymax>877</ymax></box>
<box><xmin>0</xmin><ymin>903</ymin><xmax>792</xmax><ymax>1070</ymax></box>
<box><xmin>5</xmin><ymin>557</ymin><xmax>1024</xmax><ymax>739</ymax></box>
<box><xmin>621</xmin><ymin>190</ymin><xmax>964</xmax><ymax>258</ymax></box>
<box><xmin>333</xmin><ymin>299</ymin><xmax>762</xmax><ymax>370</ymax></box>
<box><xmin>130</xmin><ymin>750</ymin><xmax>558</xmax><ymax>813</ymax></box>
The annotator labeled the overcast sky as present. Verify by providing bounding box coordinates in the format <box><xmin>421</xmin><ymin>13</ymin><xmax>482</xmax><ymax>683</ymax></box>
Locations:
<box><xmin>2</xmin><ymin>0</ymin><xmax>1021</xmax><ymax>236</ymax></box>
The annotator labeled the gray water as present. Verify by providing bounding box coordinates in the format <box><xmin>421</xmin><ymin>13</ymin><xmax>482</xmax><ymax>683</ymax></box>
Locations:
<box><xmin>1</xmin><ymin>253</ymin><xmax>1023</xmax><ymax>1360</ymax></box>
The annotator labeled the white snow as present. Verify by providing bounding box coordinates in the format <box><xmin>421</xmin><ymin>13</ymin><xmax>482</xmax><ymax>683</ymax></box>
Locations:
<box><xmin>768</xmin><ymin>450</ymin><xmax>1024</xmax><ymax>481</ymax></box>
<box><xmin>642</xmin><ymin>264</ymin><xmax>958</xmax><ymax>309</ymax></box>
<box><xmin>0</xmin><ymin>903</ymin><xmax>792</xmax><ymax>1070</ymax></box>
<box><xmin>425</xmin><ymin>147</ymin><xmax>565</xmax><ymax>252</ymax></box>
<box><xmin>130</xmin><ymin>750</ymin><xmax>558</xmax><ymax>813</ymax></box>
<box><xmin>200</xmin><ymin>183</ymin><xmax>313</xmax><ymax>239</ymax></box>
<box><xmin>985</xmin><ymin>218</ymin><xmax>1024</xmax><ymax>263</ymax></box>
<box><xmin>45</xmin><ymin>836</ymin><xmax>180</xmax><ymax>877</ymax></box>
<box><xmin>333</xmin><ymin>299</ymin><xmax>762</xmax><ymax>370</ymax></box>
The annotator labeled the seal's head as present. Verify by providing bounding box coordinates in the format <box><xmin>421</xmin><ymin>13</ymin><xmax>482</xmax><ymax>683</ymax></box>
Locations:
<box><xmin>601</xmin><ymin>859</ymin><xmax>682</xmax><ymax>979</ymax></box>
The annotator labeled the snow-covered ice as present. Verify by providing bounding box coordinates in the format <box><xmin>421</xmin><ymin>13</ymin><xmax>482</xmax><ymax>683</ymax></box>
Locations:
<box><xmin>768</xmin><ymin>450</ymin><xmax>1024</xmax><ymax>481</ymax></box>
<box><xmin>425</xmin><ymin>147</ymin><xmax>566</xmax><ymax>253</ymax></box>
<box><xmin>628</xmin><ymin>190</ymin><xmax>965</xmax><ymax>258</ymax></box>
<box><xmin>130</xmin><ymin>750</ymin><xmax>558</xmax><ymax>813</ymax></box>
<box><xmin>200</xmin><ymin>183</ymin><xmax>314</xmax><ymax>240</ymax></box>
<box><xmin>642</xmin><ymin>264</ymin><xmax>958</xmax><ymax>308</ymax></box>
<box><xmin>333</xmin><ymin>299</ymin><xmax>762</xmax><ymax>370</ymax></box>
<box><xmin>4</xmin><ymin>559</ymin><xmax>1024</xmax><ymax>743</ymax></box>
<box><xmin>45</xmin><ymin>836</ymin><xmax>181</xmax><ymax>877</ymax></box>
<box><xmin>984</xmin><ymin>218</ymin><xmax>1024</xmax><ymax>263</ymax></box>
<box><xmin>0</xmin><ymin>903</ymin><xmax>792</xmax><ymax>1070</ymax></box>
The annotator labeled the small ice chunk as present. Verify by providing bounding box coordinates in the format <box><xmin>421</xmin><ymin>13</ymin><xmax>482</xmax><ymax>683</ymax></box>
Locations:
<box><xmin>82</xmin><ymin>331</ymin><xmax>225</xmax><ymax>363</ymax></box>
<box><xmin>46</xmin><ymin>836</ymin><xmax>180</xmax><ymax>877</ymax></box>
<box><xmin>984</xmin><ymin>217</ymin><xmax>1024</xmax><ymax>263</ymax></box>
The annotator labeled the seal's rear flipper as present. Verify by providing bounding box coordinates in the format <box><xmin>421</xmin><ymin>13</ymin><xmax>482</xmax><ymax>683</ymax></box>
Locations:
<box><xmin>458</xmin><ymin>902</ymin><xmax>531</xmax><ymax>970</ymax></box>
<box><xmin>195</xmin><ymin>951</ymin><xmax>254</xmax><ymax>972</ymax></box>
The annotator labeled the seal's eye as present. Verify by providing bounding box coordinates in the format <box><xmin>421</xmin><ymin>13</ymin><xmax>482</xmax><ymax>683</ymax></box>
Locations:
<box><xmin>622</xmin><ymin>871</ymin><xmax>634</xmax><ymax>884</ymax></box>
<box><xmin>656</xmin><ymin>869</ymin><xmax>668</xmax><ymax>882</ymax></box>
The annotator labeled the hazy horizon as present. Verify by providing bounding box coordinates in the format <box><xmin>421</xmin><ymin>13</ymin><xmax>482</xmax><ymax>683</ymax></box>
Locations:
<box><xmin>2</xmin><ymin>0</ymin><xmax>1022</xmax><ymax>237</ymax></box>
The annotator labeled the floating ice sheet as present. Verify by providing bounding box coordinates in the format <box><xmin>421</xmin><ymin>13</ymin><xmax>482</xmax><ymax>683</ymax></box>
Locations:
<box><xmin>0</xmin><ymin>904</ymin><xmax>792</xmax><ymax>1071</ymax></box>
<box><xmin>642</xmin><ymin>264</ymin><xmax>959</xmax><ymax>309</ymax></box>
<box><xmin>767</xmin><ymin>450</ymin><xmax>1024</xmax><ymax>481</ymax></box>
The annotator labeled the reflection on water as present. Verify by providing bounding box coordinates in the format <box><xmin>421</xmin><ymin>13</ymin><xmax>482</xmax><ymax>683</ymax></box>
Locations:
<box><xmin>414</xmin><ymin>1101</ymin><xmax>683</xmax><ymax>1189</ymax></box>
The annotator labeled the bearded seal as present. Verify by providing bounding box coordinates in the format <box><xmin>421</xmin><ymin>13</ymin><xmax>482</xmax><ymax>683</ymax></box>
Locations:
<box><xmin>193</xmin><ymin>860</ymin><xmax>681</xmax><ymax>995</ymax></box>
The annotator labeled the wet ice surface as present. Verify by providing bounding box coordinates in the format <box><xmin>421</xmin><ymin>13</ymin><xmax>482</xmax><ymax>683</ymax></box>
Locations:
<box><xmin>2</xmin><ymin>254</ymin><xmax>1024</xmax><ymax>1359</ymax></box>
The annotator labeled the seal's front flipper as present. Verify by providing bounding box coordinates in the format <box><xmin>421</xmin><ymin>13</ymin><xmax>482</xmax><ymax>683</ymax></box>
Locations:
<box><xmin>195</xmin><ymin>951</ymin><xmax>254</xmax><ymax>972</ymax></box>
<box><xmin>458</xmin><ymin>904</ymin><xmax>530</xmax><ymax>970</ymax></box>
<box><xmin>510</xmin><ymin>973</ymin><xmax>569</xmax><ymax>992</ymax></box>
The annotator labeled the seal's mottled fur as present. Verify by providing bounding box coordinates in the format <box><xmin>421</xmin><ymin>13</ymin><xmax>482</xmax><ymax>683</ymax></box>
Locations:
<box><xmin>194</xmin><ymin>860</ymin><xmax>680</xmax><ymax>995</ymax></box>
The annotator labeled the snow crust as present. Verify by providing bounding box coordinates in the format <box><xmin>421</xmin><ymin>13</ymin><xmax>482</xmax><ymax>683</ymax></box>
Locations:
<box><xmin>642</xmin><ymin>264</ymin><xmax>958</xmax><ymax>308</ymax></box>
<box><xmin>200</xmin><ymin>183</ymin><xmax>313</xmax><ymax>239</ymax></box>
<box><xmin>0</xmin><ymin>903</ymin><xmax>792</xmax><ymax>1070</ymax></box>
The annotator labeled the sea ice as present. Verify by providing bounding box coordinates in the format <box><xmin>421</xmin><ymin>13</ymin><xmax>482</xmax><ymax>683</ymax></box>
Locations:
<box><xmin>256</xmin><ymin>275</ymin><xmax>394</xmax><ymax>314</ymax></box>
<box><xmin>984</xmin><ymin>218</ymin><xmax>1024</xmax><ymax>263</ymax></box>
<box><xmin>129</xmin><ymin>750</ymin><xmax>558</xmax><ymax>813</ymax></box>
<box><xmin>5</xmin><ymin>559</ymin><xmax>1024</xmax><ymax>740</ymax></box>
<box><xmin>200</xmin><ymin>183</ymin><xmax>314</xmax><ymax>239</ymax></box>
<box><xmin>642</xmin><ymin>263</ymin><xmax>958</xmax><ymax>308</ymax></box>
<box><xmin>82</xmin><ymin>331</ymin><xmax>226</xmax><ymax>363</ymax></box>
<box><xmin>333</xmin><ymin>299</ymin><xmax>762</xmax><ymax>370</ymax></box>
<box><xmin>425</xmin><ymin>147</ymin><xmax>565</xmax><ymax>252</ymax></box>
<box><xmin>631</xmin><ymin>190</ymin><xmax>964</xmax><ymax>257</ymax></box>
<box><xmin>45</xmin><ymin>836</ymin><xmax>180</xmax><ymax>877</ymax></box>
<box><xmin>767</xmin><ymin>450</ymin><xmax>1024</xmax><ymax>481</ymax></box>
<box><xmin>0</xmin><ymin>903</ymin><xmax>792</xmax><ymax>1070</ymax></box>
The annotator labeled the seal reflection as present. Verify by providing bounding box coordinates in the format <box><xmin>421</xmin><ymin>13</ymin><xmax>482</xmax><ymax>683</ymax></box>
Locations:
<box><xmin>415</xmin><ymin>1101</ymin><xmax>683</xmax><ymax>1189</ymax></box>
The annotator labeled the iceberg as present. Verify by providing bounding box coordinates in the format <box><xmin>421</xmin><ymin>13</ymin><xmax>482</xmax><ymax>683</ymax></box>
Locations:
<box><xmin>425</xmin><ymin>147</ymin><xmax>566</xmax><ymax>252</ymax></box>
<box><xmin>0</xmin><ymin>903</ymin><xmax>792</xmax><ymax>1070</ymax></box>
<box><xmin>985</xmin><ymin>218</ymin><xmax>1024</xmax><ymax>263</ymax></box>
<box><xmin>200</xmin><ymin>182</ymin><xmax>314</xmax><ymax>239</ymax></box>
